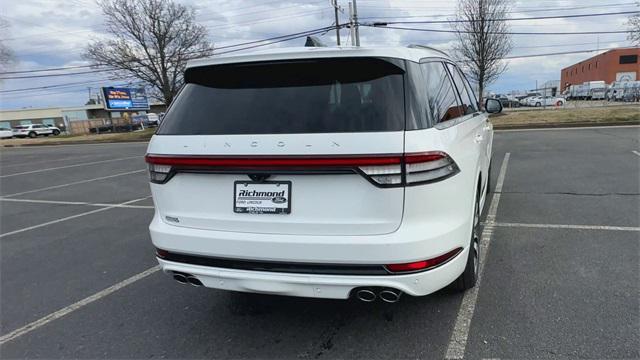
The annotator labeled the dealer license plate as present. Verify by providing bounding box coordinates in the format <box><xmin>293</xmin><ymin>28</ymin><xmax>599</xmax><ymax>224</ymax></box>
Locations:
<box><xmin>234</xmin><ymin>181</ymin><xmax>291</xmax><ymax>214</ymax></box>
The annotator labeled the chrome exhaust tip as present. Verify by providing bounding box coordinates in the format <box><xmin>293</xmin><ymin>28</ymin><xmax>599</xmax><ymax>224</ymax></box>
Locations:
<box><xmin>355</xmin><ymin>289</ymin><xmax>377</xmax><ymax>302</ymax></box>
<box><xmin>379</xmin><ymin>289</ymin><xmax>402</xmax><ymax>303</ymax></box>
<box><xmin>172</xmin><ymin>273</ymin><xmax>188</xmax><ymax>284</ymax></box>
<box><xmin>186</xmin><ymin>275</ymin><xmax>203</xmax><ymax>287</ymax></box>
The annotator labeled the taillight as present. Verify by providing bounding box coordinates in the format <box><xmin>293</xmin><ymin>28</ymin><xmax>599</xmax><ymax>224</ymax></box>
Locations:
<box><xmin>145</xmin><ymin>151</ymin><xmax>459</xmax><ymax>186</ymax></box>
<box><xmin>361</xmin><ymin>151</ymin><xmax>459</xmax><ymax>187</ymax></box>
<box><xmin>148</xmin><ymin>163</ymin><xmax>171</xmax><ymax>183</ymax></box>
<box><xmin>385</xmin><ymin>247</ymin><xmax>463</xmax><ymax>273</ymax></box>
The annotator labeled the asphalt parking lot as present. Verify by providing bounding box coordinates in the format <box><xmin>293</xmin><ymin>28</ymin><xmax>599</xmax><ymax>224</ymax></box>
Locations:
<box><xmin>0</xmin><ymin>126</ymin><xmax>638</xmax><ymax>359</ymax></box>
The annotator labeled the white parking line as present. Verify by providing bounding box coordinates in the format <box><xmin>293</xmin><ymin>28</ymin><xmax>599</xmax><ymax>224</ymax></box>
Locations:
<box><xmin>632</xmin><ymin>150</ymin><xmax>640</xmax><ymax>157</ymax></box>
<box><xmin>2</xmin><ymin>169</ymin><xmax>146</xmax><ymax>198</ymax></box>
<box><xmin>445</xmin><ymin>152</ymin><xmax>510</xmax><ymax>360</ymax></box>
<box><xmin>0</xmin><ymin>153</ymin><xmax>138</xmax><ymax>169</ymax></box>
<box><xmin>492</xmin><ymin>222</ymin><xmax>640</xmax><ymax>232</ymax></box>
<box><xmin>0</xmin><ymin>197</ymin><xmax>150</xmax><ymax>238</ymax></box>
<box><xmin>0</xmin><ymin>197</ymin><xmax>154</xmax><ymax>209</ymax></box>
<box><xmin>0</xmin><ymin>265</ymin><xmax>160</xmax><ymax>345</ymax></box>
<box><xmin>0</xmin><ymin>156</ymin><xmax>141</xmax><ymax>178</ymax></box>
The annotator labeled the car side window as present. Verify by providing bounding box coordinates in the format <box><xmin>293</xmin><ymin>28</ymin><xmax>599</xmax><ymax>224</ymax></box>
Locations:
<box><xmin>445</xmin><ymin>63</ymin><xmax>478</xmax><ymax>115</ymax></box>
<box><xmin>421</xmin><ymin>61</ymin><xmax>463</xmax><ymax>124</ymax></box>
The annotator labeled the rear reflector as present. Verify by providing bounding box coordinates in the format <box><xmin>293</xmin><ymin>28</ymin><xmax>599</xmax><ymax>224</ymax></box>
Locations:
<box><xmin>145</xmin><ymin>151</ymin><xmax>459</xmax><ymax>187</ymax></box>
<box><xmin>384</xmin><ymin>247</ymin><xmax>463</xmax><ymax>273</ymax></box>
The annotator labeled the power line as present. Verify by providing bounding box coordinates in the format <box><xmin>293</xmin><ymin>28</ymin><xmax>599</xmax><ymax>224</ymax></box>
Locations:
<box><xmin>0</xmin><ymin>25</ymin><xmax>336</xmax><ymax>77</ymax></box>
<box><xmin>357</xmin><ymin>1</ymin><xmax>639</xmax><ymax>19</ymax></box>
<box><xmin>364</xmin><ymin>10</ymin><xmax>639</xmax><ymax>25</ymax></box>
<box><xmin>364</xmin><ymin>24</ymin><xmax>634</xmax><ymax>35</ymax></box>
<box><xmin>0</xmin><ymin>25</ymin><xmax>340</xmax><ymax>92</ymax></box>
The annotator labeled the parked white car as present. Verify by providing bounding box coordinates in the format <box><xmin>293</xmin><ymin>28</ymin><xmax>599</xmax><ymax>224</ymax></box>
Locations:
<box><xmin>146</xmin><ymin>46</ymin><xmax>497</xmax><ymax>302</ymax></box>
<box><xmin>12</xmin><ymin>124</ymin><xmax>61</xmax><ymax>138</ymax></box>
<box><xmin>0</xmin><ymin>127</ymin><xmax>13</xmax><ymax>139</ymax></box>
<box><xmin>531</xmin><ymin>96</ymin><xmax>565</xmax><ymax>107</ymax></box>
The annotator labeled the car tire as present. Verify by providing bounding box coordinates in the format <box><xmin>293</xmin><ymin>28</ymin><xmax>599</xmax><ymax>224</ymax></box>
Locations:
<box><xmin>556</xmin><ymin>100</ymin><xmax>563</xmax><ymax>106</ymax></box>
<box><xmin>535</xmin><ymin>102</ymin><xmax>541</xmax><ymax>107</ymax></box>
<box><xmin>52</xmin><ymin>130</ymin><xmax>60</xmax><ymax>136</ymax></box>
<box><xmin>452</xmin><ymin>186</ymin><xmax>480</xmax><ymax>292</ymax></box>
<box><xmin>28</xmin><ymin>132</ymin><xmax>37</xmax><ymax>138</ymax></box>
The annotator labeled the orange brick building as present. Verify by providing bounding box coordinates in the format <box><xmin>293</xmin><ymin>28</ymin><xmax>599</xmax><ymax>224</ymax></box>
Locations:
<box><xmin>560</xmin><ymin>47</ymin><xmax>640</xmax><ymax>91</ymax></box>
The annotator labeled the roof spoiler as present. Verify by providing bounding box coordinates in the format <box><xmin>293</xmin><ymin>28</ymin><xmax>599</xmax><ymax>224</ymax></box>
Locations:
<box><xmin>407</xmin><ymin>44</ymin><xmax>448</xmax><ymax>57</ymax></box>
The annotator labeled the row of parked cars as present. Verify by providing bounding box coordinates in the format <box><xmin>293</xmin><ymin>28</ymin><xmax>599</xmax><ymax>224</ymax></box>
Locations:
<box><xmin>492</xmin><ymin>93</ymin><xmax>566</xmax><ymax>108</ymax></box>
<box><xmin>0</xmin><ymin>124</ymin><xmax>63</xmax><ymax>139</ymax></box>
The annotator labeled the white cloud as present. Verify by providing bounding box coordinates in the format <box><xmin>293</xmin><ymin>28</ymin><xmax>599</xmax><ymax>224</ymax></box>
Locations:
<box><xmin>0</xmin><ymin>0</ymin><xmax>636</xmax><ymax>108</ymax></box>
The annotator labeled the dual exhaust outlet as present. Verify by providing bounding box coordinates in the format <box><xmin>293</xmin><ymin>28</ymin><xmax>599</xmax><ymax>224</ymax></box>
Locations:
<box><xmin>172</xmin><ymin>272</ymin><xmax>402</xmax><ymax>303</ymax></box>
<box><xmin>172</xmin><ymin>272</ymin><xmax>203</xmax><ymax>287</ymax></box>
<box><xmin>354</xmin><ymin>287</ymin><xmax>402</xmax><ymax>303</ymax></box>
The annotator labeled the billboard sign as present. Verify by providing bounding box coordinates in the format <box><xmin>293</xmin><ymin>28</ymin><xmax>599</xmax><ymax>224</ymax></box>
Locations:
<box><xmin>102</xmin><ymin>87</ymin><xmax>150</xmax><ymax>111</ymax></box>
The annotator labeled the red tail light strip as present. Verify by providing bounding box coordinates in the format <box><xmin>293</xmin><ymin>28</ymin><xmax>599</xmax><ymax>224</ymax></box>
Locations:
<box><xmin>145</xmin><ymin>152</ymin><xmax>457</xmax><ymax>187</ymax></box>
<box><xmin>145</xmin><ymin>152</ymin><xmax>447</xmax><ymax>167</ymax></box>
<box><xmin>145</xmin><ymin>154</ymin><xmax>406</xmax><ymax>167</ymax></box>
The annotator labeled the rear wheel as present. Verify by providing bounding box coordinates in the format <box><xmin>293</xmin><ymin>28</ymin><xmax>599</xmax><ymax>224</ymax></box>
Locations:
<box><xmin>28</xmin><ymin>131</ymin><xmax>37</xmax><ymax>138</ymax></box>
<box><xmin>52</xmin><ymin>130</ymin><xmax>60</xmax><ymax>135</ymax></box>
<box><xmin>452</xmin><ymin>187</ymin><xmax>480</xmax><ymax>291</ymax></box>
<box><xmin>535</xmin><ymin>102</ymin><xmax>541</xmax><ymax>107</ymax></box>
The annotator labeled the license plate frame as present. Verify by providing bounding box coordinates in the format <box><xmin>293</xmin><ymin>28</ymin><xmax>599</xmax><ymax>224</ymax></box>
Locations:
<box><xmin>233</xmin><ymin>181</ymin><xmax>292</xmax><ymax>214</ymax></box>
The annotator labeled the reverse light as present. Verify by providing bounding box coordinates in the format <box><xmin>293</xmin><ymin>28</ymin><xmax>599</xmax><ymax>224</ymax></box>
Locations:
<box><xmin>385</xmin><ymin>247</ymin><xmax>463</xmax><ymax>273</ymax></box>
<box><xmin>148</xmin><ymin>163</ymin><xmax>171</xmax><ymax>183</ymax></box>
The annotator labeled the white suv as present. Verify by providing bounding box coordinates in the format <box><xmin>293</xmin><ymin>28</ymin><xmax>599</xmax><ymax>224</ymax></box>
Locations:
<box><xmin>146</xmin><ymin>46</ymin><xmax>499</xmax><ymax>302</ymax></box>
<box><xmin>12</xmin><ymin>124</ymin><xmax>61</xmax><ymax>138</ymax></box>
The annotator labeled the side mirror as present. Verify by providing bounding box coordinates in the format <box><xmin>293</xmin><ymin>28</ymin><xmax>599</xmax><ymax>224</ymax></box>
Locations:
<box><xmin>485</xmin><ymin>98</ymin><xmax>503</xmax><ymax>114</ymax></box>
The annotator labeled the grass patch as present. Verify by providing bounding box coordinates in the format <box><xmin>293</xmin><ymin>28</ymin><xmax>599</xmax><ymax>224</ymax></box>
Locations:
<box><xmin>1</xmin><ymin>128</ymin><xmax>156</xmax><ymax>146</ymax></box>
<box><xmin>492</xmin><ymin>105</ymin><xmax>640</xmax><ymax>128</ymax></box>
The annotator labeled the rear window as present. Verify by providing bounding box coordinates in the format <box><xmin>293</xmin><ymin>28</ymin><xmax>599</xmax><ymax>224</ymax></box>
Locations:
<box><xmin>157</xmin><ymin>58</ymin><xmax>405</xmax><ymax>135</ymax></box>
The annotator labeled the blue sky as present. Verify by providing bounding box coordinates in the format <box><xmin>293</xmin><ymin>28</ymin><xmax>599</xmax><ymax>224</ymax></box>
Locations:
<box><xmin>0</xmin><ymin>0</ymin><xmax>636</xmax><ymax>109</ymax></box>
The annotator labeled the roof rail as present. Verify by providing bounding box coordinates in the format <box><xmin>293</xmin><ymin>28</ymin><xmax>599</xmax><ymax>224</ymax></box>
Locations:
<box><xmin>407</xmin><ymin>44</ymin><xmax>449</xmax><ymax>57</ymax></box>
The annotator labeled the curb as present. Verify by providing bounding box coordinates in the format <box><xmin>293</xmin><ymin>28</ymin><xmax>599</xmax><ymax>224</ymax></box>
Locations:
<box><xmin>1</xmin><ymin>139</ymin><xmax>151</xmax><ymax>148</ymax></box>
<box><xmin>492</xmin><ymin>121</ymin><xmax>640</xmax><ymax>130</ymax></box>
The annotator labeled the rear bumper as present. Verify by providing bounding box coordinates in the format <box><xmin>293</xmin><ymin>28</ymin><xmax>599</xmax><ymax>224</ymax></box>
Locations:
<box><xmin>157</xmin><ymin>247</ymin><xmax>468</xmax><ymax>299</ymax></box>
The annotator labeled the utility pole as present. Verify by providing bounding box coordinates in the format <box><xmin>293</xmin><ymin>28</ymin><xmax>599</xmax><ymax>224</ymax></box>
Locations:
<box><xmin>352</xmin><ymin>0</ymin><xmax>360</xmax><ymax>46</ymax></box>
<box><xmin>330</xmin><ymin>0</ymin><xmax>341</xmax><ymax>46</ymax></box>
<box><xmin>348</xmin><ymin>2</ymin><xmax>356</xmax><ymax>46</ymax></box>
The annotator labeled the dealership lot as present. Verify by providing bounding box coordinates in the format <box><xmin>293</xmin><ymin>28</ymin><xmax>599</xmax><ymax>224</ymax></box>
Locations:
<box><xmin>0</xmin><ymin>126</ymin><xmax>638</xmax><ymax>359</ymax></box>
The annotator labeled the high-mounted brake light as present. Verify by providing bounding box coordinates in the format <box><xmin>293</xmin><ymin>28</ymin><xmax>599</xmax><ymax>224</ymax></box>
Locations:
<box><xmin>144</xmin><ymin>151</ymin><xmax>459</xmax><ymax>186</ymax></box>
<box><xmin>385</xmin><ymin>247</ymin><xmax>463</xmax><ymax>273</ymax></box>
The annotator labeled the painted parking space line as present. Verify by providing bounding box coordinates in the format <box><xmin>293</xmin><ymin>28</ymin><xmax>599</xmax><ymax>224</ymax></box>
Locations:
<box><xmin>0</xmin><ymin>265</ymin><xmax>160</xmax><ymax>345</ymax></box>
<box><xmin>2</xmin><ymin>169</ymin><xmax>146</xmax><ymax>198</ymax></box>
<box><xmin>492</xmin><ymin>222</ymin><xmax>640</xmax><ymax>232</ymax></box>
<box><xmin>632</xmin><ymin>150</ymin><xmax>640</xmax><ymax>157</ymax></box>
<box><xmin>0</xmin><ymin>197</ymin><xmax>154</xmax><ymax>209</ymax></box>
<box><xmin>445</xmin><ymin>152</ymin><xmax>511</xmax><ymax>360</ymax></box>
<box><xmin>0</xmin><ymin>196</ymin><xmax>150</xmax><ymax>238</ymax></box>
<box><xmin>0</xmin><ymin>153</ymin><xmax>139</xmax><ymax>169</ymax></box>
<box><xmin>0</xmin><ymin>156</ymin><xmax>141</xmax><ymax>178</ymax></box>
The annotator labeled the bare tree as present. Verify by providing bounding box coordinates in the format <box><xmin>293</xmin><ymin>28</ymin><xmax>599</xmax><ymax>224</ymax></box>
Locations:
<box><xmin>627</xmin><ymin>3</ymin><xmax>640</xmax><ymax>45</ymax></box>
<box><xmin>84</xmin><ymin>0</ymin><xmax>214</xmax><ymax>104</ymax></box>
<box><xmin>0</xmin><ymin>18</ymin><xmax>14</xmax><ymax>73</ymax></box>
<box><xmin>452</xmin><ymin>0</ymin><xmax>512</xmax><ymax>105</ymax></box>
